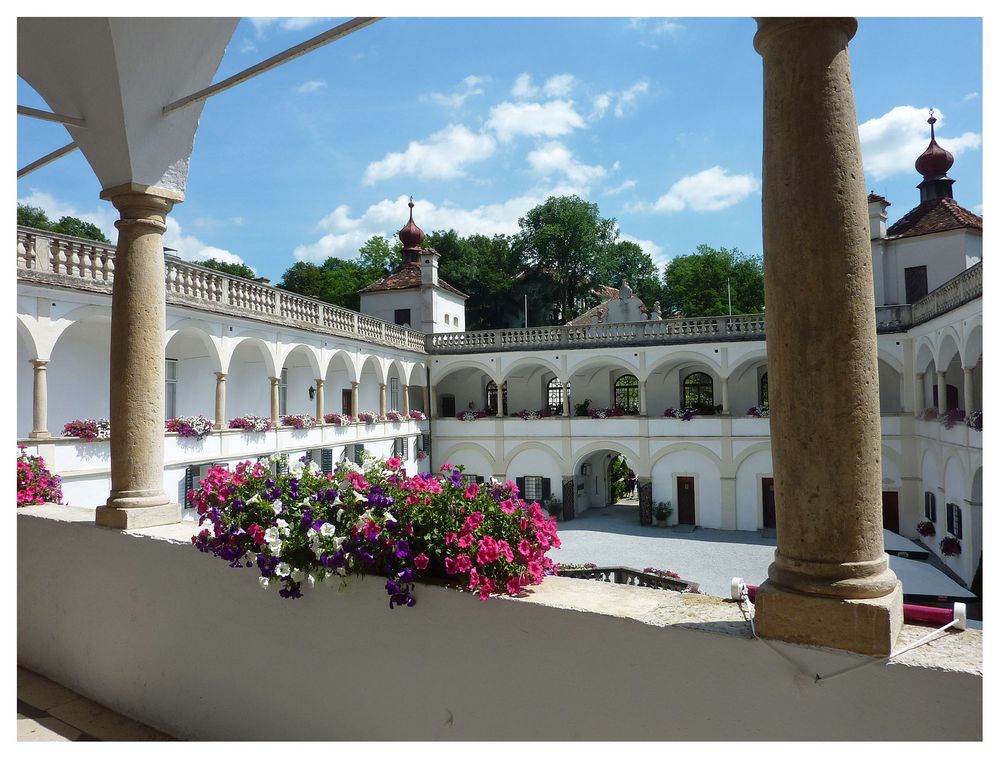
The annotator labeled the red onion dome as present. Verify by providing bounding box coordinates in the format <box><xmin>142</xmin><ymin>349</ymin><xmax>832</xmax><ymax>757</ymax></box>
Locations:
<box><xmin>915</xmin><ymin>111</ymin><xmax>954</xmax><ymax>179</ymax></box>
<box><xmin>397</xmin><ymin>198</ymin><xmax>426</xmax><ymax>252</ymax></box>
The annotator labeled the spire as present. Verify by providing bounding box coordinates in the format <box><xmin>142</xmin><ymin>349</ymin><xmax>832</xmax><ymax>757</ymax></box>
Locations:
<box><xmin>915</xmin><ymin>109</ymin><xmax>955</xmax><ymax>202</ymax></box>
<box><xmin>397</xmin><ymin>196</ymin><xmax>426</xmax><ymax>262</ymax></box>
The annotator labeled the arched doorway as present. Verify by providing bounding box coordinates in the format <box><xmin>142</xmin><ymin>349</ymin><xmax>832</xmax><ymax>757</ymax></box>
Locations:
<box><xmin>573</xmin><ymin>448</ymin><xmax>640</xmax><ymax>522</ymax></box>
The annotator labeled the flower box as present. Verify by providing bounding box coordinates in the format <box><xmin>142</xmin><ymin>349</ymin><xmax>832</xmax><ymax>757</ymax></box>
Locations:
<box><xmin>165</xmin><ymin>415</ymin><xmax>214</xmax><ymax>439</ymax></box>
<box><xmin>62</xmin><ymin>418</ymin><xmax>110</xmax><ymax>441</ymax></box>
<box><xmin>664</xmin><ymin>407</ymin><xmax>698</xmax><ymax>421</ymax></box>
<box><xmin>384</xmin><ymin>411</ymin><xmax>405</xmax><ymax>423</ymax></box>
<box><xmin>323</xmin><ymin>413</ymin><xmax>354</xmax><ymax>427</ymax></box>
<box><xmin>357</xmin><ymin>411</ymin><xmax>381</xmax><ymax>425</ymax></box>
<box><xmin>408</xmin><ymin>410</ymin><xmax>426</xmax><ymax>421</ymax></box>
<box><xmin>939</xmin><ymin>535</ymin><xmax>961</xmax><ymax>557</ymax></box>
<box><xmin>916</xmin><ymin>520</ymin><xmax>936</xmax><ymax>538</ymax></box>
<box><xmin>229</xmin><ymin>415</ymin><xmax>273</xmax><ymax>433</ymax></box>
<box><xmin>280</xmin><ymin>414</ymin><xmax>317</xmax><ymax>430</ymax></box>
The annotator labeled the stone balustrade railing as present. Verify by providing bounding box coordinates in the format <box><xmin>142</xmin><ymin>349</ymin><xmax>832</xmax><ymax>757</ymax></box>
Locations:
<box><xmin>16</xmin><ymin>227</ymin><xmax>427</xmax><ymax>353</ymax></box>
<box><xmin>910</xmin><ymin>261</ymin><xmax>982</xmax><ymax>326</ymax></box>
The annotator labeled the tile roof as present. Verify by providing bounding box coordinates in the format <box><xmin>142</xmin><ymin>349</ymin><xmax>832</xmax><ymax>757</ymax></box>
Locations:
<box><xmin>358</xmin><ymin>261</ymin><xmax>468</xmax><ymax>299</ymax></box>
<box><xmin>887</xmin><ymin>198</ymin><xmax>982</xmax><ymax>239</ymax></box>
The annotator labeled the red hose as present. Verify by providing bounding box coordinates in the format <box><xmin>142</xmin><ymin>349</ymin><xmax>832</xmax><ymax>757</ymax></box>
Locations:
<box><xmin>742</xmin><ymin>584</ymin><xmax>956</xmax><ymax>625</ymax></box>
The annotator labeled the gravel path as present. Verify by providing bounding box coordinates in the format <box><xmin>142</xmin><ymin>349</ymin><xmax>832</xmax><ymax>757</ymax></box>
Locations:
<box><xmin>553</xmin><ymin>504</ymin><xmax>776</xmax><ymax>598</ymax></box>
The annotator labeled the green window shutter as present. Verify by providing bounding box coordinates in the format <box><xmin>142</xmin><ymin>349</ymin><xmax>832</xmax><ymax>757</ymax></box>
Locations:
<box><xmin>183</xmin><ymin>465</ymin><xmax>196</xmax><ymax>508</ymax></box>
<box><xmin>354</xmin><ymin>444</ymin><xmax>365</xmax><ymax>465</ymax></box>
<box><xmin>542</xmin><ymin>478</ymin><xmax>552</xmax><ymax>500</ymax></box>
<box><xmin>321</xmin><ymin>448</ymin><xmax>333</xmax><ymax>474</ymax></box>
<box><xmin>516</xmin><ymin>477</ymin><xmax>525</xmax><ymax>498</ymax></box>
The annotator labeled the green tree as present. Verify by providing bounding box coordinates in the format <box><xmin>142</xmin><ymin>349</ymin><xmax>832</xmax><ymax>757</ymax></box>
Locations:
<box><xmin>514</xmin><ymin>195</ymin><xmax>617</xmax><ymax>323</ymax></box>
<box><xmin>592</xmin><ymin>239</ymin><xmax>663</xmax><ymax>310</ymax></box>
<box><xmin>357</xmin><ymin>235</ymin><xmax>402</xmax><ymax>275</ymax></box>
<box><xmin>17</xmin><ymin>204</ymin><xmax>110</xmax><ymax>243</ymax></box>
<box><xmin>277</xmin><ymin>261</ymin><xmax>324</xmax><ymax>299</ymax></box>
<box><xmin>197</xmin><ymin>257</ymin><xmax>256</xmax><ymax>280</ymax></box>
<box><xmin>662</xmin><ymin>245</ymin><xmax>764</xmax><ymax>317</ymax></box>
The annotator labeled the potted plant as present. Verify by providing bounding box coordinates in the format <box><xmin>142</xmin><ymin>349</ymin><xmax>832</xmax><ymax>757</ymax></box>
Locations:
<box><xmin>916</xmin><ymin>520</ymin><xmax>936</xmax><ymax>538</ymax></box>
<box><xmin>546</xmin><ymin>497</ymin><xmax>563</xmax><ymax>520</ymax></box>
<box><xmin>653</xmin><ymin>501</ymin><xmax>672</xmax><ymax>527</ymax></box>
<box><xmin>939</xmin><ymin>535</ymin><xmax>962</xmax><ymax>557</ymax></box>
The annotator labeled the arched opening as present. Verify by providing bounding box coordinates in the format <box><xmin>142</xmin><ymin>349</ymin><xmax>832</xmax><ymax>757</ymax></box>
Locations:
<box><xmin>683</xmin><ymin>371</ymin><xmax>716</xmax><ymax>414</ymax></box>
<box><xmin>358</xmin><ymin>355</ymin><xmax>384</xmax><ymax>417</ymax></box>
<box><xmin>49</xmin><ymin>319</ymin><xmax>111</xmax><ymax>434</ymax></box>
<box><xmin>485</xmin><ymin>379</ymin><xmax>507</xmax><ymax>416</ymax></box>
<box><xmin>164</xmin><ymin>327</ymin><xmax>218</xmax><ymax>420</ymax></box>
<box><xmin>325</xmin><ymin>351</ymin><xmax>355</xmax><ymax>416</ymax></box>
<box><xmin>613</xmin><ymin>374</ymin><xmax>639</xmax><ymax>413</ymax></box>
<box><xmin>17</xmin><ymin>328</ymin><xmax>35</xmax><ymax>438</ymax></box>
<box><xmin>546</xmin><ymin>377</ymin><xmax>567</xmax><ymax>415</ymax></box>
<box><xmin>226</xmin><ymin>339</ymin><xmax>272</xmax><ymax>420</ymax></box>
<box><xmin>573</xmin><ymin>448</ymin><xmax>639</xmax><ymax>520</ymax></box>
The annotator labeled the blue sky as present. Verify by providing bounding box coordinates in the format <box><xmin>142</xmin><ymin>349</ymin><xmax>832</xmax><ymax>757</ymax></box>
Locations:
<box><xmin>16</xmin><ymin>15</ymin><xmax>983</xmax><ymax>283</ymax></box>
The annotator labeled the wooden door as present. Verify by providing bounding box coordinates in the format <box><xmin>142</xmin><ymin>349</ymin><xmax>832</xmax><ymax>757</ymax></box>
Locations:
<box><xmin>441</xmin><ymin>395</ymin><xmax>456</xmax><ymax>418</ymax></box>
<box><xmin>677</xmin><ymin>476</ymin><xmax>696</xmax><ymax>525</ymax></box>
<box><xmin>762</xmin><ymin>477</ymin><xmax>776</xmax><ymax>529</ymax></box>
<box><xmin>882</xmin><ymin>491</ymin><xmax>900</xmax><ymax>534</ymax></box>
<box><xmin>342</xmin><ymin>389</ymin><xmax>352</xmax><ymax>415</ymax></box>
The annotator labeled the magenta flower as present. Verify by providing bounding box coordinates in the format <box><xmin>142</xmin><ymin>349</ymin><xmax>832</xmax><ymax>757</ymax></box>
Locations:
<box><xmin>414</xmin><ymin>553</ymin><xmax>429</xmax><ymax>570</ymax></box>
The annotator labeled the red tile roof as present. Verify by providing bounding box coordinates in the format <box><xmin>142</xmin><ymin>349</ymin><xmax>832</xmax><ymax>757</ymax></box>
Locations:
<box><xmin>358</xmin><ymin>260</ymin><xmax>468</xmax><ymax>299</ymax></box>
<box><xmin>887</xmin><ymin>198</ymin><xmax>982</xmax><ymax>239</ymax></box>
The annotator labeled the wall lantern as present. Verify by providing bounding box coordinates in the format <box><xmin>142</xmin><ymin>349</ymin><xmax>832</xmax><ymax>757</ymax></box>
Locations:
<box><xmin>308</xmin><ymin>386</ymin><xmax>315</xmax><ymax>400</ymax></box>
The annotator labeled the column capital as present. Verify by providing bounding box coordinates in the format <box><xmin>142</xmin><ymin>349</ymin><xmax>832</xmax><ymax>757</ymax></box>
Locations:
<box><xmin>30</xmin><ymin>358</ymin><xmax>49</xmax><ymax>368</ymax></box>
<box><xmin>270</xmin><ymin>376</ymin><xmax>281</xmax><ymax>386</ymax></box>
<box><xmin>937</xmin><ymin>370</ymin><xmax>947</xmax><ymax>378</ymax></box>
<box><xmin>215</xmin><ymin>371</ymin><xmax>227</xmax><ymax>380</ymax></box>
<box><xmin>754</xmin><ymin>17</ymin><xmax>857</xmax><ymax>55</ymax></box>
<box><xmin>315</xmin><ymin>378</ymin><xmax>325</xmax><ymax>387</ymax></box>
<box><xmin>963</xmin><ymin>366</ymin><xmax>974</xmax><ymax>375</ymax></box>
<box><xmin>351</xmin><ymin>380</ymin><xmax>359</xmax><ymax>388</ymax></box>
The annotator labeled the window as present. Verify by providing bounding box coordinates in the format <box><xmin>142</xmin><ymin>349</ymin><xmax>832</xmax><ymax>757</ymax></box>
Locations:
<box><xmin>394</xmin><ymin>308</ymin><xmax>411</xmax><ymax>327</ymax></box>
<box><xmin>279</xmin><ymin>368</ymin><xmax>288</xmax><ymax>416</ymax></box>
<box><xmin>760</xmin><ymin>372</ymin><xmax>769</xmax><ymax>407</ymax></box>
<box><xmin>165</xmin><ymin>358</ymin><xmax>177</xmax><ymax>419</ymax></box>
<box><xmin>924</xmin><ymin>491</ymin><xmax>937</xmax><ymax>522</ymax></box>
<box><xmin>444</xmin><ymin>314</ymin><xmax>450</xmax><ymax>325</ymax></box>
<box><xmin>904</xmin><ymin>265</ymin><xmax>928</xmax><ymax>304</ymax></box>
<box><xmin>683</xmin><ymin>372</ymin><xmax>714</xmax><ymax>413</ymax></box>
<box><xmin>353</xmin><ymin>444</ymin><xmax>365</xmax><ymax>465</ymax></box>
<box><xmin>946</xmin><ymin>502</ymin><xmax>963</xmax><ymax>539</ymax></box>
<box><xmin>523</xmin><ymin>476</ymin><xmax>544</xmax><ymax>501</ymax></box>
<box><xmin>614</xmin><ymin>374</ymin><xmax>639</xmax><ymax>413</ymax></box>
<box><xmin>547</xmin><ymin>377</ymin><xmax>565</xmax><ymax>413</ymax></box>
<box><xmin>486</xmin><ymin>380</ymin><xmax>508</xmax><ymax>415</ymax></box>
<box><xmin>390</xmin><ymin>378</ymin><xmax>399</xmax><ymax>411</ymax></box>
<box><xmin>393</xmin><ymin>437</ymin><xmax>408</xmax><ymax>459</ymax></box>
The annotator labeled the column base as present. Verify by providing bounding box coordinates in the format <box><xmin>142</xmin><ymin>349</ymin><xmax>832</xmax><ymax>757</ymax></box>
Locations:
<box><xmin>29</xmin><ymin>431</ymin><xmax>52</xmax><ymax>439</ymax></box>
<box><xmin>95</xmin><ymin>503</ymin><xmax>181</xmax><ymax>529</ymax></box>
<box><xmin>754</xmin><ymin>579</ymin><xmax>903</xmax><ymax>656</ymax></box>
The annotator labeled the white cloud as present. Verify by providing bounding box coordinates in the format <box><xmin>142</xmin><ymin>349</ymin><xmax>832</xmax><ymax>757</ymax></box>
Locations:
<box><xmin>543</xmin><ymin>74</ymin><xmax>576</xmax><ymax>98</ymax></box>
<box><xmin>964</xmin><ymin>92</ymin><xmax>979</xmax><ymax>101</ymax></box>
<box><xmin>620</xmin><ymin>233</ymin><xmax>667</xmax><ymax>271</ymax></box>
<box><xmin>250</xmin><ymin>17</ymin><xmax>326</xmax><ymax>37</ymax></box>
<box><xmin>239</xmin><ymin>38</ymin><xmax>257</xmax><ymax>54</ymax></box>
<box><xmin>527</xmin><ymin>142</ymin><xmax>606</xmax><ymax>187</ymax></box>
<box><xmin>591</xmin><ymin>80</ymin><xmax>649</xmax><ymax>120</ymax></box>
<box><xmin>858</xmin><ymin>105</ymin><xmax>982</xmax><ymax>181</ymax></box>
<box><xmin>294</xmin><ymin>80</ymin><xmax>326</xmax><ymax>94</ymax></box>
<box><xmin>603</xmin><ymin>179</ymin><xmax>637</xmax><ymax>196</ymax></box>
<box><xmin>163</xmin><ymin>218</ymin><xmax>251</xmax><ymax>269</ymax></box>
<box><xmin>486</xmin><ymin>100</ymin><xmax>586</xmax><ymax>142</ymax></box>
<box><xmin>628</xmin><ymin>18</ymin><xmax>684</xmax><ymax>36</ymax></box>
<box><xmin>629</xmin><ymin>166</ymin><xmax>759</xmax><ymax>213</ymax></box>
<box><xmin>511</xmin><ymin>73</ymin><xmax>538</xmax><ymax>99</ymax></box>
<box><xmin>428</xmin><ymin>75</ymin><xmax>487</xmax><ymax>108</ymax></box>
<box><xmin>294</xmin><ymin>190</ymin><xmax>582</xmax><ymax>263</ymax></box>
<box><xmin>973</xmin><ymin>203</ymin><xmax>982</xmax><ymax>215</ymax></box>
<box><xmin>16</xmin><ymin>189</ymin><xmax>117</xmax><ymax>240</ymax></box>
<box><xmin>362</xmin><ymin>124</ymin><xmax>496</xmax><ymax>185</ymax></box>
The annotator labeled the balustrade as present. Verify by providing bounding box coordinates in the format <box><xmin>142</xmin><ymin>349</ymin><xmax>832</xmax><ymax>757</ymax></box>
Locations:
<box><xmin>911</xmin><ymin>263</ymin><xmax>982</xmax><ymax>325</ymax></box>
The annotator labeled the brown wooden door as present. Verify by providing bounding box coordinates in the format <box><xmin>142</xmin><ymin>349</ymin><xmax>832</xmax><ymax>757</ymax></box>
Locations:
<box><xmin>677</xmin><ymin>476</ymin><xmax>696</xmax><ymax>525</ymax></box>
<box><xmin>882</xmin><ymin>491</ymin><xmax>900</xmax><ymax>534</ymax></box>
<box><xmin>762</xmin><ymin>477</ymin><xmax>776</xmax><ymax>529</ymax></box>
<box><xmin>342</xmin><ymin>389</ymin><xmax>352</xmax><ymax>415</ymax></box>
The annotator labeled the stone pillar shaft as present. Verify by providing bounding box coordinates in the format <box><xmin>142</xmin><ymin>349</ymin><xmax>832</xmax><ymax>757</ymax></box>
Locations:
<box><xmin>914</xmin><ymin>372</ymin><xmax>924</xmax><ymax>415</ymax></box>
<box><xmin>379</xmin><ymin>383</ymin><xmax>387</xmax><ymax>417</ymax></box>
<box><xmin>563</xmin><ymin>383</ymin><xmax>571</xmax><ymax>417</ymax></box>
<box><xmin>402</xmin><ymin>384</ymin><xmax>410</xmax><ymax>416</ymax></box>
<box><xmin>937</xmin><ymin>371</ymin><xmax>947</xmax><ymax>414</ymax></box>
<box><xmin>721</xmin><ymin>377</ymin><xmax>730</xmax><ymax>414</ymax></box>
<box><xmin>752</xmin><ymin>17</ymin><xmax>901</xmax><ymax>656</ymax></box>
<box><xmin>963</xmin><ymin>368</ymin><xmax>974</xmax><ymax>413</ymax></box>
<box><xmin>351</xmin><ymin>382</ymin><xmax>359</xmax><ymax>417</ymax></box>
<box><xmin>315</xmin><ymin>379</ymin><xmax>325</xmax><ymax>421</ymax></box>
<box><xmin>639</xmin><ymin>379</ymin><xmax>647</xmax><ymax>416</ymax></box>
<box><xmin>270</xmin><ymin>377</ymin><xmax>280</xmax><ymax>423</ymax></box>
<box><xmin>214</xmin><ymin>372</ymin><xmax>226</xmax><ymax>429</ymax></box>
<box><xmin>428</xmin><ymin>384</ymin><xmax>436</xmax><ymax>417</ymax></box>
<box><xmin>97</xmin><ymin>189</ymin><xmax>181</xmax><ymax>528</ymax></box>
<box><xmin>30</xmin><ymin>359</ymin><xmax>50</xmax><ymax>438</ymax></box>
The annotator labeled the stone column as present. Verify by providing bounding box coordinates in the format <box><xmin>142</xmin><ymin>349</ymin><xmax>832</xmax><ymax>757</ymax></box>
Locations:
<box><xmin>270</xmin><ymin>377</ymin><xmax>280</xmax><ymax>424</ymax></box>
<box><xmin>29</xmin><ymin>359</ymin><xmax>51</xmax><ymax>438</ymax></box>
<box><xmin>914</xmin><ymin>372</ymin><xmax>924</xmax><ymax>416</ymax></box>
<box><xmin>315</xmin><ymin>379</ymin><xmax>325</xmax><ymax>421</ymax></box>
<box><xmin>753</xmin><ymin>17</ymin><xmax>902</xmax><ymax>656</ymax></box>
<box><xmin>402</xmin><ymin>384</ymin><xmax>410</xmax><ymax>416</ymax></box>
<box><xmin>563</xmin><ymin>382</ymin><xmax>571</xmax><ymax>417</ymax></box>
<box><xmin>963</xmin><ymin>367</ymin><xmax>974</xmax><ymax>413</ymax></box>
<box><xmin>639</xmin><ymin>379</ymin><xmax>647</xmax><ymax>416</ymax></box>
<box><xmin>214</xmin><ymin>372</ymin><xmax>226</xmax><ymax>429</ymax></box>
<box><xmin>379</xmin><ymin>383</ymin><xmax>387</xmax><ymax>417</ymax></box>
<box><xmin>351</xmin><ymin>381</ymin><xmax>359</xmax><ymax>417</ymax></box>
<box><xmin>423</xmin><ymin>385</ymin><xmax>431</xmax><ymax>417</ymax></box>
<box><xmin>936</xmin><ymin>370</ymin><xmax>947</xmax><ymax>414</ymax></box>
<box><xmin>721</xmin><ymin>376</ymin><xmax>730</xmax><ymax>414</ymax></box>
<box><xmin>96</xmin><ymin>187</ymin><xmax>182</xmax><ymax>529</ymax></box>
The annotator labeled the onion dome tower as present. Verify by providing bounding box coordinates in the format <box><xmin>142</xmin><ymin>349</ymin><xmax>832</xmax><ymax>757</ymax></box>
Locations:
<box><xmin>398</xmin><ymin>197</ymin><xmax>426</xmax><ymax>265</ymax></box>
<box><xmin>915</xmin><ymin>110</ymin><xmax>956</xmax><ymax>203</ymax></box>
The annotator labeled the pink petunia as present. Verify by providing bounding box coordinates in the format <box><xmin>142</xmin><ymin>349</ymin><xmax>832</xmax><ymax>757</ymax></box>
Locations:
<box><xmin>500</xmin><ymin>498</ymin><xmax>518</xmax><ymax>514</ymax></box>
<box><xmin>414</xmin><ymin>552</ymin><xmax>429</xmax><ymax>570</ymax></box>
<box><xmin>457</xmin><ymin>532</ymin><xmax>474</xmax><ymax>549</ymax></box>
<box><xmin>468</xmin><ymin>567</ymin><xmax>479</xmax><ymax>589</ymax></box>
<box><xmin>518</xmin><ymin>538</ymin><xmax>532</xmax><ymax>558</ymax></box>
<box><xmin>444</xmin><ymin>556</ymin><xmax>458</xmax><ymax>575</ymax></box>
<box><xmin>454</xmin><ymin>554</ymin><xmax>472</xmax><ymax>573</ymax></box>
<box><xmin>445</xmin><ymin>531</ymin><xmax>458</xmax><ymax>546</ymax></box>
<box><xmin>464</xmin><ymin>483</ymin><xmax>480</xmax><ymax>500</ymax></box>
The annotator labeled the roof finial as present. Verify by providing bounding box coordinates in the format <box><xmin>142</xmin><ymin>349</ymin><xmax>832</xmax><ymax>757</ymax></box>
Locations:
<box><xmin>408</xmin><ymin>195</ymin><xmax>414</xmax><ymax>221</ymax></box>
<box><xmin>928</xmin><ymin>108</ymin><xmax>937</xmax><ymax>141</ymax></box>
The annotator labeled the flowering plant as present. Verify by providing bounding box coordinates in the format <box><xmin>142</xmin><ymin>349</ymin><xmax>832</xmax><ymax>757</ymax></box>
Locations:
<box><xmin>589</xmin><ymin>407</ymin><xmax>624</xmax><ymax>419</ymax></box>
<box><xmin>165</xmin><ymin>415</ymin><xmax>214</xmax><ymax>439</ymax></box>
<box><xmin>746</xmin><ymin>405</ymin><xmax>770</xmax><ymax>418</ymax></box>
<box><xmin>458</xmin><ymin>410</ymin><xmax>487</xmax><ymax>421</ymax></box>
<box><xmin>384</xmin><ymin>410</ymin><xmax>405</xmax><ymax>423</ymax></box>
<box><xmin>323</xmin><ymin>412</ymin><xmax>354</xmax><ymax>427</ymax></box>
<box><xmin>939</xmin><ymin>408</ymin><xmax>966</xmax><ymax>430</ymax></box>
<box><xmin>280</xmin><ymin>414</ymin><xmax>316</xmax><ymax>430</ymax></box>
<box><xmin>62</xmin><ymin>418</ymin><xmax>110</xmax><ymax>441</ymax></box>
<box><xmin>190</xmin><ymin>455</ymin><xmax>560</xmax><ymax>605</ymax></box>
<box><xmin>663</xmin><ymin>407</ymin><xmax>697</xmax><ymax>421</ymax></box>
<box><xmin>17</xmin><ymin>445</ymin><xmax>63</xmax><ymax>506</ymax></box>
<box><xmin>966</xmin><ymin>410</ymin><xmax>982</xmax><ymax>431</ymax></box>
<box><xmin>416</xmin><ymin>450</ymin><xmax>426</xmax><ymax>461</ymax></box>
<box><xmin>916</xmin><ymin>520</ymin><xmax>936</xmax><ymax>538</ymax></box>
<box><xmin>229</xmin><ymin>415</ymin><xmax>273</xmax><ymax>433</ymax></box>
<box><xmin>917</xmin><ymin>408</ymin><xmax>939</xmax><ymax>421</ymax></box>
<box><xmin>516</xmin><ymin>408</ymin><xmax>553</xmax><ymax>420</ymax></box>
<box><xmin>555</xmin><ymin>563</ymin><xmax>595</xmax><ymax>571</ymax></box>
<box><xmin>357</xmin><ymin>410</ymin><xmax>381</xmax><ymax>424</ymax></box>
<box><xmin>643</xmin><ymin>566</ymin><xmax>681</xmax><ymax>579</ymax></box>
<box><xmin>939</xmin><ymin>535</ymin><xmax>961</xmax><ymax>556</ymax></box>
<box><xmin>408</xmin><ymin>410</ymin><xmax>426</xmax><ymax>421</ymax></box>
<box><xmin>653</xmin><ymin>501</ymin><xmax>672</xmax><ymax>521</ymax></box>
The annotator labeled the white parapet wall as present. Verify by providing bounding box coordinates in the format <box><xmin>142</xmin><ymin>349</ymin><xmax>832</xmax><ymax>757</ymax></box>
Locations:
<box><xmin>18</xmin><ymin>506</ymin><xmax>982</xmax><ymax>741</ymax></box>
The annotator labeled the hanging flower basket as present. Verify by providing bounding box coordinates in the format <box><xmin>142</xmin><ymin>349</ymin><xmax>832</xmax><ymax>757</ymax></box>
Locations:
<box><xmin>939</xmin><ymin>535</ymin><xmax>961</xmax><ymax>556</ymax></box>
<box><xmin>939</xmin><ymin>408</ymin><xmax>966</xmax><ymax>429</ymax></box>
<box><xmin>416</xmin><ymin>450</ymin><xmax>426</xmax><ymax>461</ymax></box>
<box><xmin>917</xmin><ymin>408</ymin><xmax>939</xmax><ymax>421</ymax></box>
<box><xmin>229</xmin><ymin>415</ymin><xmax>273</xmax><ymax>433</ymax></box>
<box><xmin>62</xmin><ymin>418</ymin><xmax>110</xmax><ymax>441</ymax></box>
<box><xmin>916</xmin><ymin>520</ymin><xmax>936</xmax><ymax>538</ymax></box>
<box><xmin>165</xmin><ymin>415</ymin><xmax>214</xmax><ymax>439</ymax></box>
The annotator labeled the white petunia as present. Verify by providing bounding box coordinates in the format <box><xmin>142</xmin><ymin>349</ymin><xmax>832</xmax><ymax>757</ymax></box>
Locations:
<box><xmin>247</xmin><ymin>493</ymin><xmax>261</xmax><ymax>505</ymax></box>
<box><xmin>276</xmin><ymin>562</ymin><xmax>291</xmax><ymax>578</ymax></box>
<box><xmin>259</xmin><ymin>577</ymin><xmax>270</xmax><ymax>589</ymax></box>
<box><xmin>291</xmin><ymin>569</ymin><xmax>304</xmax><ymax>583</ymax></box>
<box><xmin>307</xmin><ymin>460</ymin><xmax>321</xmax><ymax>475</ymax></box>
<box><xmin>268</xmin><ymin>540</ymin><xmax>283</xmax><ymax>555</ymax></box>
<box><xmin>336</xmin><ymin>508</ymin><xmax>346</xmax><ymax>522</ymax></box>
<box><xmin>273</xmin><ymin>500</ymin><xmax>285</xmax><ymax>515</ymax></box>
<box><xmin>321</xmin><ymin>522</ymin><xmax>336</xmax><ymax>537</ymax></box>
<box><xmin>307</xmin><ymin>527</ymin><xmax>318</xmax><ymax>540</ymax></box>
<box><xmin>385</xmin><ymin>510</ymin><xmax>397</xmax><ymax>523</ymax></box>
<box><xmin>276</xmin><ymin>518</ymin><xmax>289</xmax><ymax>534</ymax></box>
<box><xmin>306</xmin><ymin>574</ymin><xmax>317</xmax><ymax>587</ymax></box>
<box><xmin>289</xmin><ymin>460</ymin><xmax>305</xmax><ymax>478</ymax></box>
<box><xmin>263</xmin><ymin>527</ymin><xmax>280</xmax><ymax>543</ymax></box>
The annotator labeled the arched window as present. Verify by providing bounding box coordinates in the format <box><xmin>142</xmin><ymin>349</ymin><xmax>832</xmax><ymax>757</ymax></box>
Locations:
<box><xmin>486</xmin><ymin>380</ymin><xmax>507</xmax><ymax>415</ymax></box>
<box><xmin>547</xmin><ymin>377</ymin><xmax>566</xmax><ymax>413</ymax></box>
<box><xmin>760</xmin><ymin>372</ymin><xmax>769</xmax><ymax>406</ymax></box>
<box><xmin>683</xmin><ymin>372</ymin><xmax>714</xmax><ymax>413</ymax></box>
<box><xmin>614</xmin><ymin>374</ymin><xmax>639</xmax><ymax>413</ymax></box>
